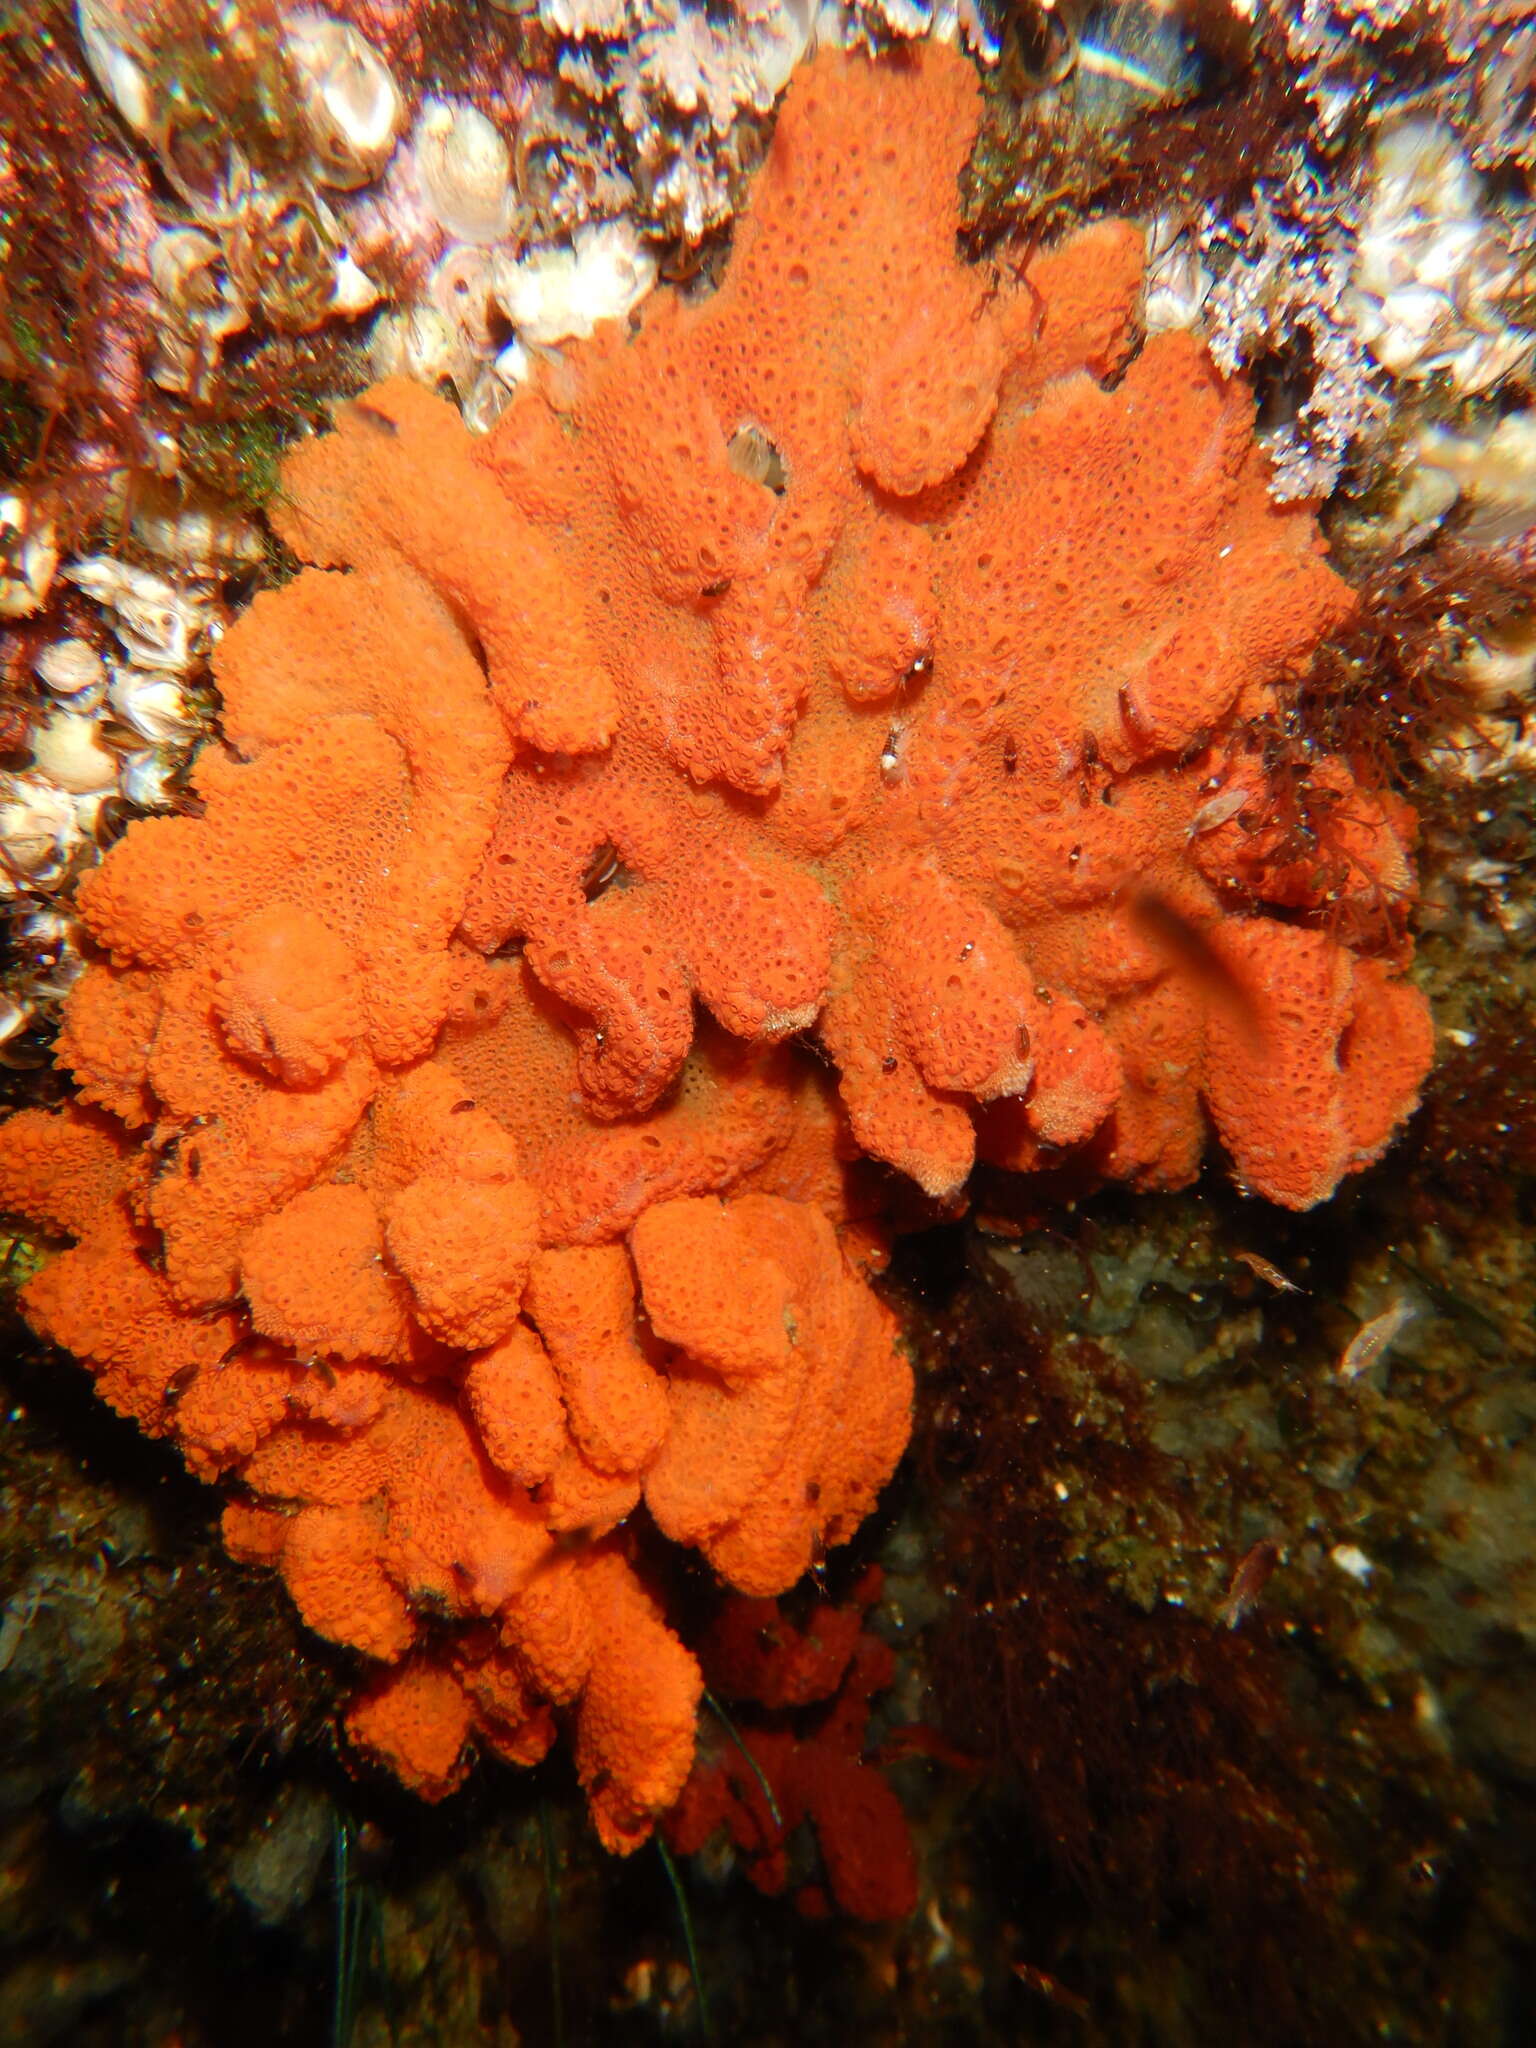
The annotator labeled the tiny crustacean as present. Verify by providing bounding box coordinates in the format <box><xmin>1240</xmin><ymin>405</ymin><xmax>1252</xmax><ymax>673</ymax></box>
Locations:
<box><xmin>226</xmin><ymin>186</ymin><xmax>345</xmax><ymax>333</ymax></box>
<box><xmin>1232</xmin><ymin>1248</ymin><xmax>1306</xmax><ymax>1294</ymax></box>
<box><xmin>1337</xmin><ymin>1296</ymin><xmax>1417</xmax><ymax>1381</ymax></box>
<box><xmin>1216</xmin><ymin>1537</ymin><xmax>1283</xmax><ymax>1629</ymax></box>
<box><xmin>1187</xmin><ymin>780</ymin><xmax>1255</xmax><ymax>839</ymax></box>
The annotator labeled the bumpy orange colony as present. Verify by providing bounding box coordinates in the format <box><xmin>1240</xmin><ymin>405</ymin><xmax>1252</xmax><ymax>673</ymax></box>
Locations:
<box><xmin>0</xmin><ymin>46</ymin><xmax>1432</xmax><ymax>1851</ymax></box>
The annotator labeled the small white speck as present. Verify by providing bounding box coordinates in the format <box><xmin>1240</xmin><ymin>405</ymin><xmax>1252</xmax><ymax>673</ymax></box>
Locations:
<box><xmin>1330</xmin><ymin>1543</ymin><xmax>1374</xmax><ymax>1583</ymax></box>
<box><xmin>1414</xmin><ymin>1683</ymin><xmax>1450</xmax><ymax>1738</ymax></box>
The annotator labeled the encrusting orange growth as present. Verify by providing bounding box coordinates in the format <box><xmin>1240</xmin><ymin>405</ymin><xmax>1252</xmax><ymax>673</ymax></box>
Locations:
<box><xmin>269</xmin><ymin>48</ymin><xmax>1430</xmax><ymax>1209</ymax></box>
<box><xmin>0</xmin><ymin>43</ymin><xmax>1433</xmax><ymax>1866</ymax></box>
<box><xmin>638</xmin><ymin>1195</ymin><xmax>911</xmax><ymax>1597</ymax></box>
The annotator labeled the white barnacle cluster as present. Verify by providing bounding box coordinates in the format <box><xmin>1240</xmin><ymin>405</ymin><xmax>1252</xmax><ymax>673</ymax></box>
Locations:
<box><xmin>369</xmin><ymin>98</ymin><xmax>522</xmax><ymax>427</ymax></box>
<box><xmin>369</xmin><ymin>91</ymin><xmax>660</xmax><ymax>433</ymax></box>
<box><xmin>1260</xmin><ymin>0</ymin><xmax>1536</xmax><ymax>173</ymax></box>
<box><xmin>1334</xmin><ymin>410</ymin><xmax>1536</xmax><ymax>800</ymax></box>
<box><xmin>57</xmin><ymin>549</ymin><xmax>227</xmax><ymax>812</ymax></box>
<box><xmin>69</xmin><ymin>0</ymin><xmax>961</xmax><ymax>446</ymax></box>
<box><xmin>841</xmin><ymin>0</ymin><xmax>1005</xmax><ymax>64</ymax></box>
<box><xmin>1417</xmin><ymin>411</ymin><xmax>1536</xmax><ymax>552</ymax></box>
<box><xmin>1420</xmin><ymin>826</ymin><xmax>1536</xmax><ymax>949</ymax></box>
<box><xmin>0</xmin><ymin>657</ymin><xmax>101</xmax><ymax>1047</ymax></box>
<box><xmin>1338</xmin><ymin>405</ymin><xmax>1536</xmax><ymax>560</ymax></box>
<box><xmin>516</xmin><ymin>0</ymin><xmax>816</xmax><ymax>246</ymax></box>
<box><xmin>0</xmin><ymin>505</ymin><xmax>255</xmax><ymax>1041</ymax></box>
<box><xmin>1254</xmin><ymin>0</ymin><xmax>1421</xmax><ymax>135</ymax></box>
<box><xmin>1347</xmin><ymin>117</ymin><xmax>1536</xmax><ymax>394</ymax></box>
<box><xmin>463</xmin><ymin>0</ymin><xmax>999</xmax><ymax>385</ymax></box>
<box><xmin>1441</xmin><ymin>0</ymin><xmax>1536</xmax><ymax>174</ymax></box>
<box><xmin>1194</xmin><ymin>165</ymin><xmax>1391</xmax><ymax>502</ymax></box>
<box><xmin>1164</xmin><ymin>8</ymin><xmax>1536</xmax><ymax>507</ymax></box>
<box><xmin>77</xmin><ymin>1</ymin><xmax>401</xmax><ymax>401</ymax></box>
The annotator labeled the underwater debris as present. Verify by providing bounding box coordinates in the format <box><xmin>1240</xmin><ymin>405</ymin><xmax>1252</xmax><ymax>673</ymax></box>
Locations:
<box><xmin>1408</xmin><ymin>992</ymin><xmax>1536</xmax><ymax>1211</ymax></box>
<box><xmin>0</xmin><ymin>521</ymin><xmax>240</xmax><ymax>1041</ymax></box>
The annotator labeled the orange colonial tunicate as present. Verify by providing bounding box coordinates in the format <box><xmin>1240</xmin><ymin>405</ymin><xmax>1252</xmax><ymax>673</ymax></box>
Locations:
<box><xmin>268</xmin><ymin>44</ymin><xmax>1427</xmax><ymax>1208</ymax></box>
<box><xmin>571</xmin><ymin>1546</ymin><xmax>706</xmax><ymax>1853</ymax></box>
<box><xmin>463</xmin><ymin>1324</ymin><xmax>569</xmax><ymax>1487</ymax></box>
<box><xmin>0</xmin><ymin>41</ymin><xmax>1433</xmax><ymax>1866</ymax></box>
<box><xmin>384</xmin><ymin>1172</ymin><xmax>541</xmax><ymax>1349</ymax></box>
<box><xmin>522</xmin><ymin>1245</ymin><xmax>671</xmax><ymax>1477</ymax></box>
<box><xmin>212</xmin><ymin>904</ymin><xmax>364</xmax><ymax>1086</ymax></box>
<box><xmin>344</xmin><ymin>1660</ymin><xmax>476</xmax><ymax>1801</ymax></box>
<box><xmin>280</xmin><ymin>1502</ymin><xmax>416</xmax><ymax>1663</ymax></box>
<box><xmin>638</xmin><ymin>1194</ymin><xmax>912</xmax><ymax>1598</ymax></box>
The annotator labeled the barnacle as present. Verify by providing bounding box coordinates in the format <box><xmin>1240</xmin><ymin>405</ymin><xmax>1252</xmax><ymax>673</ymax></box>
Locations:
<box><xmin>0</xmin><ymin>492</ymin><xmax>59</xmax><ymax>619</ymax></box>
<box><xmin>411</xmin><ymin>97</ymin><xmax>515</xmax><ymax>244</ymax></box>
<box><xmin>284</xmin><ymin>8</ymin><xmax>403</xmax><ymax>190</ymax></box>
